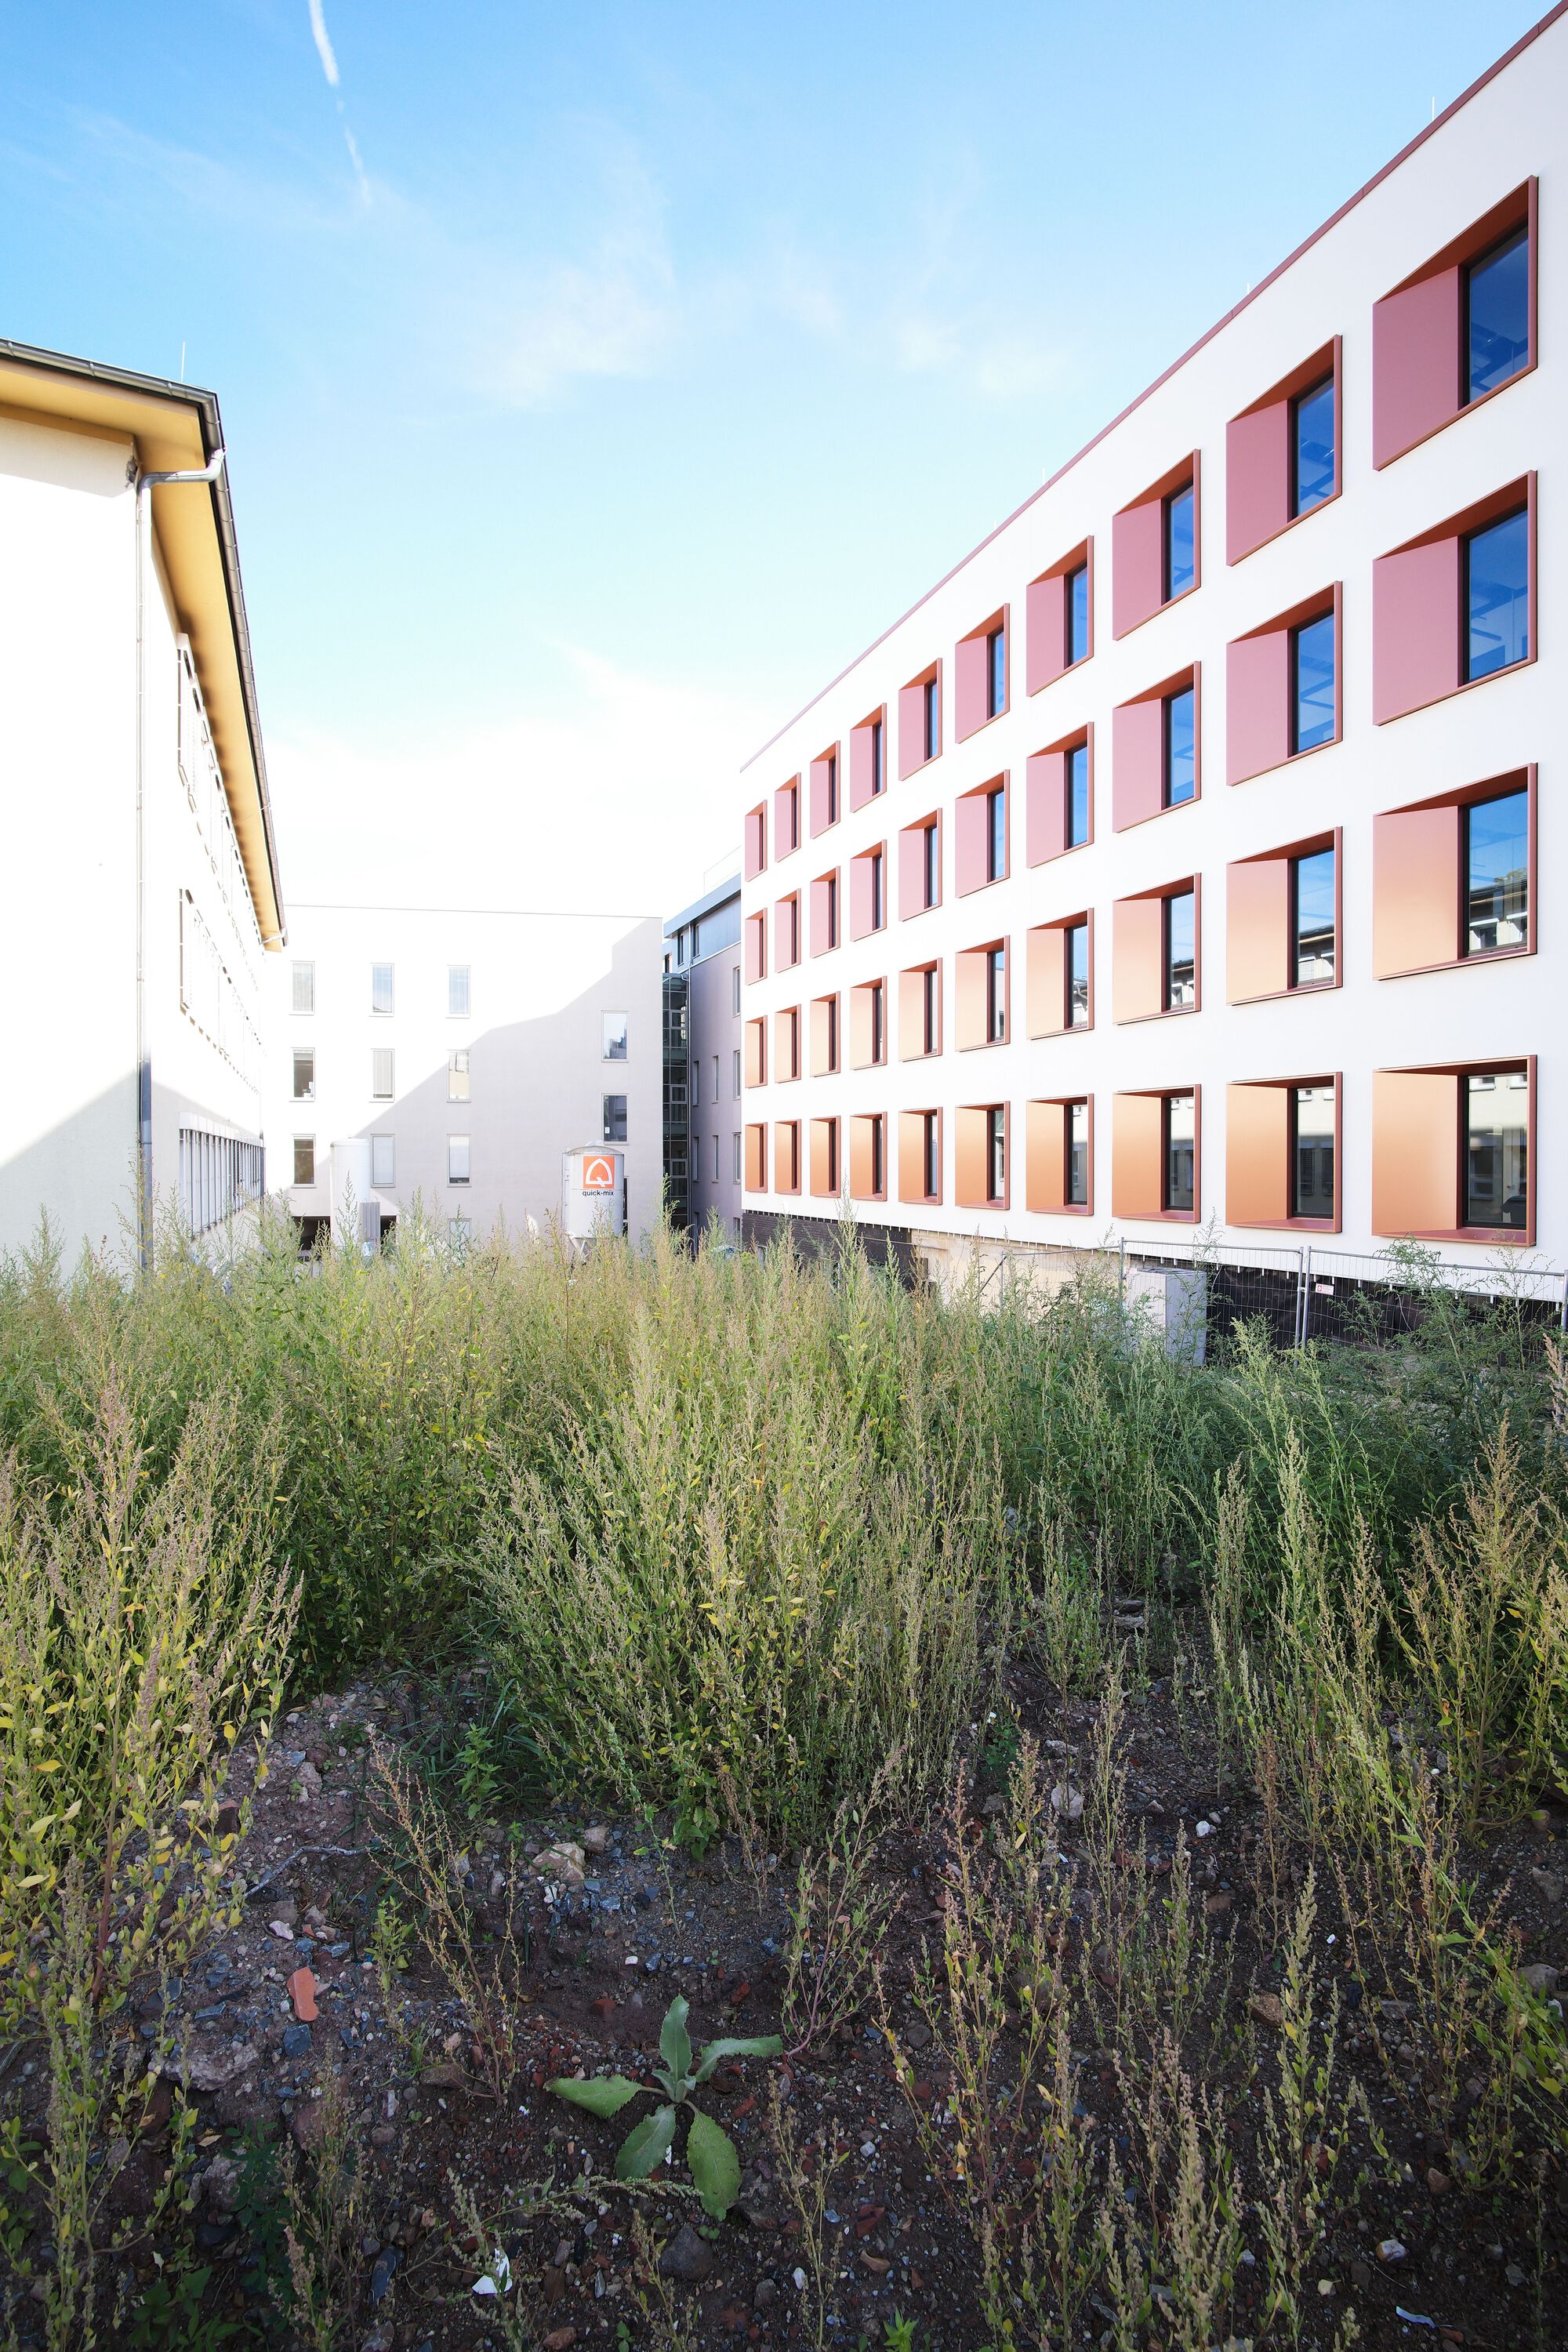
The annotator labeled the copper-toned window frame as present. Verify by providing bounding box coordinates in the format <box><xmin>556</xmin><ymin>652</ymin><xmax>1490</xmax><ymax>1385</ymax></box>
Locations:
<box><xmin>1225</xmin><ymin>339</ymin><xmax>1343</xmax><ymax>565</ymax></box>
<box><xmin>1111</xmin><ymin>1085</ymin><xmax>1202</xmax><ymax>1225</ymax></box>
<box><xmin>1225</xmin><ymin>1073</ymin><xmax>1342</xmax><ymax>1234</ymax></box>
<box><xmin>1026</xmin><ymin>539</ymin><xmax>1094</xmax><ymax>695</ymax></box>
<box><xmin>1225</xmin><ymin>827</ymin><xmax>1343</xmax><ymax>1006</ymax></box>
<box><xmin>1372</xmin><ymin>768</ymin><xmax>1536</xmax><ymax>979</ymax></box>
<box><xmin>1025</xmin><ymin>1094</ymin><xmax>1095</xmax><ymax>1218</ymax></box>
<box><xmin>1372</xmin><ymin>1055</ymin><xmax>1536</xmax><ymax>1247</ymax></box>
<box><xmin>1372</xmin><ymin>180</ymin><xmax>1538</xmax><ymax>471</ymax></box>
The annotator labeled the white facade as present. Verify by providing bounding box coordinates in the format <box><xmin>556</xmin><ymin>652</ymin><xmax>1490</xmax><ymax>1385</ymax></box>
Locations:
<box><xmin>273</xmin><ymin>903</ymin><xmax>663</xmax><ymax>1247</ymax></box>
<box><xmin>739</xmin><ymin>16</ymin><xmax>1563</xmax><ymax>1275</ymax></box>
<box><xmin>0</xmin><ymin>346</ymin><xmax>282</xmax><ymax>1263</ymax></box>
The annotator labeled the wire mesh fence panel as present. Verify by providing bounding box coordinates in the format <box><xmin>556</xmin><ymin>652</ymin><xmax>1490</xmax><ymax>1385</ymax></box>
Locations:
<box><xmin>1124</xmin><ymin>1240</ymin><xmax>1304</xmax><ymax>1356</ymax></box>
<box><xmin>1300</xmin><ymin>1245</ymin><xmax>1567</xmax><ymax>1348</ymax></box>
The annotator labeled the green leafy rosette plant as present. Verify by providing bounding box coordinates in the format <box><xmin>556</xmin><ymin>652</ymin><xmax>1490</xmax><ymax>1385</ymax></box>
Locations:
<box><xmin>547</xmin><ymin>1995</ymin><xmax>781</xmax><ymax>2217</ymax></box>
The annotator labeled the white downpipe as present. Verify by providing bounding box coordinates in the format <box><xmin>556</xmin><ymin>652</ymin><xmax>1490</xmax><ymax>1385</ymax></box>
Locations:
<box><xmin>133</xmin><ymin>447</ymin><xmax>225</xmax><ymax>1271</ymax></box>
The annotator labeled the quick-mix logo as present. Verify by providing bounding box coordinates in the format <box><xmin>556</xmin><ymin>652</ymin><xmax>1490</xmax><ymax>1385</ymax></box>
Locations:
<box><xmin>581</xmin><ymin>1153</ymin><xmax>616</xmax><ymax>1192</ymax></box>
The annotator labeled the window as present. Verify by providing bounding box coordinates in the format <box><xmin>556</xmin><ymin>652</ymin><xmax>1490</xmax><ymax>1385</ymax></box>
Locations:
<box><xmin>1163</xmin><ymin>685</ymin><xmax>1196</xmax><ymax>808</ymax></box>
<box><xmin>1113</xmin><ymin>669</ymin><xmax>1198</xmax><ymax>828</ymax></box>
<box><xmin>851</xmin><ymin>851</ymin><xmax>884</xmax><ymax>940</ymax></box>
<box><xmin>292</xmin><ymin>960</ymin><xmax>315</xmax><ymax>1014</ymax></box>
<box><xmin>711</xmin><ymin>1134</ymin><xmax>720</xmax><ymax>1183</ymax></box>
<box><xmin>1466</xmin><ymin>229</ymin><xmax>1530</xmax><ymax>402</ymax></box>
<box><xmin>732</xmin><ymin>965</ymin><xmax>741</xmax><ymax>1016</ymax></box>
<box><xmin>1228</xmin><ymin>597</ymin><xmax>1339</xmax><ymax>782</ymax></box>
<box><xmin>1066</xmin><ymin>921</ymin><xmax>1091</xmax><ymax>1028</ymax></box>
<box><xmin>602</xmin><ymin>1095</ymin><xmax>627</xmax><ymax>1143</ymax></box>
<box><xmin>810</xmin><ymin>747</ymin><xmax>839</xmax><ymax>833</ymax></box>
<box><xmin>448</xmin><ymin>1050</ymin><xmax>470</xmax><ymax>1102</ymax></box>
<box><xmin>775</xmin><ymin>777</ymin><xmax>800</xmax><ymax>857</ymax></box>
<box><xmin>745</xmin><ymin>909</ymin><xmax>767</xmax><ymax>983</ymax></box>
<box><xmin>371</xmin><ymin>1134</ymin><xmax>396</xmax><ymax>1188</ymax></box>
<box><xmin>372</xmin><ymin>1047</ymin><xmax>394</xmax><ymax>1100</ymax></box>
<box><xmin>923</xmin><ymin>677</ymin><xmax>939</xmax><ymax>763</ymax></box>
<box><xmin>1291</xmin><ymin>379</ymin><xmax>1335</xmax><ymax>517</ymax></box>
<box><xmin>775</xmin><ymin>1006</ymin><xmax>800</xmax><ymax>1082</ymax></box>
<box><xmin>731</xmin><ymin>1047</ymin><xmax>742</xmax><ymax>1097</ymax></box>
<box><xmin>1291</xmin><ymin>1086</ymin><xmax>1335</xmax><ymax>1218</ymax></box>
<box><xmin>602</xmin><ymin>1011</ymin><xmax>629</xmax><ymax>1061</ymax></box>
<box><xmin>986</xmin><ymin>947</ymin><xmax>1006</xmax><ymax>1043</ymax></box>
<box><xmin>1066</xmin><ymin>566</ymin><xmax>1089</xmax><ymax>666</ymax></box>
<box><xmin>449</xmin><ymin>1216</ymin><xmax>472</xmax><ymax>1249</ymax></box>
<box><xmin>449</xmin><ymin>964</ymin><xmax>471</xmax><ymax>1018</ymax></box>
<box><xmin>732</xmin><ymin>1132</ymin><xmax>742</xmax><ymax>1183</ymax></box>
<box><xmin>810</xmin><ymin>870</ymin><xmax>840</xmax><ymax>956</ymax></box>
<box><xmin>811</xmin><ymin>1116</ymin><xmax>841</xmax><ymax>1198</ymax></box>
<box><xmin>923</xmin><ymin>1112</ymin><xmax>940</xmax><ymax>1201</ymax></box>
<box><xmin>1466</xmin><ymin>1072</ymin><xmax>1529</xmax><ymax>1229</ymax></box>
<box><xmin>292</xmin><ymin>1047</ymin><xmax>315</xmax><ymax>1101</ymax></box>
<box><xmin>987</xmin><ymin>627</ymin><xmax>1005</xmax><ymax>718</ymax></box>
<box><xmin>1066</xmin><ymin>1102</ymin><xmax>1091</xmax><ymax>1205</ymax></box>
<box><xmin>850</xmin><ymin>1113</ymin><xmax>887</xmax><ymax>1201</ymax></box>
<box><xmin>870</xmin><ymin>980</ymin><xmax>886</xmax><ymax>1065</ymax></box>
<box><xmin>871</xmin><ymin>1114</ymin><xmax>885</xmax><ymax>1198</ymax></box>
<box><xmin>777</xmin><ymin>891</ymin><xmax>801</xmax><ymax>967</ymax></box>
<box><xmin>811</xmin><ymin>993</ymin><xmax>840</xmax><ymax>1076</ymax></box>
<box><xmin>1291</xmin><ymin>848</ymin><xmax>1336</xmax><ymax>985</ymax></box>
<box><xmin>986</xmin><ymin>786</ymin><xmax>1006</xmax><ymax>883</ymax></box>
<box><xmin>1026</xmin><ymin>543</ymin><xmax>1092</xmax><ymax>689</ymax></box>
<box><xmin>292</xmin><ymin>1137</ymin><xmax>315</xmax><ymax>1185</ymax></box>
<box><xmin>372</xmin><ymin>963</ymin><xmax>394</xmax><ymax>1014</ymax></box>
<box><xmin>871</xmin><ymin>850</ymin><xmax>885</xmax><ymax>931</ymax></box>
<box><xmin>744</xmin><ymin>803</ymin><xmax>768</xmax><ymax>880</ymax></box>
<box><xmin>1465</xmin><ymin>509</ymin><xmax>1529</xmax><ymax>682</ymax></box>
<box><xmin>775</xmin><ymin>1122</ymin><xmax>800</xmax><ymax>1194</ymax></box>
<box><xmin>1163</xmin><ymin>891</ymin><xmax>1196</xmax><ymax>1009</ymax></box>
<box><xmin>923</xmin><ymin>965</ymin><xmax>938</xmax><ymax>1054</ymax></box>
<box><xmin>744</xmin><ymin>1125</ymin><xmax>766</xmax><ymax>1191</ymax></box>
<box><xmin>871</xmin><ymin>717</ymin><xmax>884</xmax><ymax>797</ymax></box>
<box><xmin>1373</xmin><ymin>187</ymin><xmax>1534</xmax><ymax>465</ymax></box>
<box><xmin>986</xmin><ymin>1108</ymin><xmax>1007</xmax><ymax>1203</ymax></box>
<box><xmin>1066</xmin><ymin>742</ymin><xmax>1091</xmax><ymax>848</ymax></box>
<box><xmin>744</xmin><ymin>1017</ymin><xmax>767</xmax><ymax>1087</ymax></box>
<box><xmin>1163</xmin><ymin>1094</ymin><xmax>1195</xmax><ymax>1212</ymax></box>
<box><xmin>448</xmin><ymin>1135</ymin><xmax>470</xmax><ymax>1185</ymax></box>
<box><xmin>712</xmin><ymin>1055</ymin><xmax>720</xmax><ymax>1103</ymax></box>
<box><xmin>1465</xmin><ymin>789</ymin><xmax>1528</xmax><ymax>956</ymax></box>
<box><xmin>1163</xmin><ymin>483</ymin><xmax>1195</xmax><ymax>600</ymax></box>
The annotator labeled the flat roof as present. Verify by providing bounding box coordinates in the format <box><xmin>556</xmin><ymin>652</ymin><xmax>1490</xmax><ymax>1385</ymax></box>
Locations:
<box><xmin>742</xmin><ymin>2</ymin><xmax>1566</xmax><ymax>773</ymax></box>
<box><xmin>0</xmin><ymin>338</ymin><xmax>286</xmax><ymax>946</ymax></box>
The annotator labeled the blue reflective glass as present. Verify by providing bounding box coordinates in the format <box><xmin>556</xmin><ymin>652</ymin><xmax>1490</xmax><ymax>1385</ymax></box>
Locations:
<box><xmin>1067</xmin><ymin>924</ymin><xmax>1090</xmax><ymax>1027</ymax></box>
<box><xmin>1467</xmin><ymin>231</ymin><xmax>1530</xmax><ymax>401</ymax></box>
<box><xmin>1164</xmin><ymin>687</ymin><xmax>1195</xmax><ymax>806</ymax></box>
<box><xmin>1292</xmin><ymin>613</ymin><xmax>1337</xmax><ymax>752</ymax></box>
<box><xmin>1465</xmin><ymin>789</ymin><xmax>1529</xmax><ymax>955</ymax></box>
<box><xmin>1465</xmin><ymin>511</ymin><xmax>1529</xmax><ymax>681</ymax></box>
<box><xmin>988</xmin><ymin>628</ymin><xmax>1006</xmax><ymax>717</ymax></box>
<box><xmin>1291</xmin><ymin>848</ymin><xmax>1335</xmax><ymax>985</ymax></box>
<box><xmin>1165</xmin><ymin>485</ymin><xmax>1195</xmax><ymax>599</ymax></box>
<box><xmin>1292</xmin><ymin>379</ymin><xmax>1335</xmax><ymax>516</ymax></box>
<box><xmin>989</xmin><ymin>788</ymin><xmax>1007</xmax><ymax>880</ymax></box>
<box><xmin>1067</xmin><ymin>564</ymin><xmax>1090</xmax><ymax>664</ymax></box>
<box><xmin>1067</xmin><ymin>742</ymin><xmax>1090</xmax><ymax>846</ymax></box>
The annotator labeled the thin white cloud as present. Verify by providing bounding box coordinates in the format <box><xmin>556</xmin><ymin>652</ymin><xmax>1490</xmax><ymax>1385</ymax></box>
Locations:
<box><xmin>307</xmin><ymin>0</ymin><xmax>340</xmax><ymax>89</ymax></box>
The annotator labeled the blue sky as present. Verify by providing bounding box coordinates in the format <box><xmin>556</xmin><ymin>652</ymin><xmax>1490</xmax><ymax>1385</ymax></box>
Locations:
<box><xmin>0</xmin><ymin>2</ymin><xmax>1545</xmax><ymax>916</ymax></box>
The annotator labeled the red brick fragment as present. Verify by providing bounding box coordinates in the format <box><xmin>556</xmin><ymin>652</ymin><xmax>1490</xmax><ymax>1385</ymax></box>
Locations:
<box><xmin>288</xmin><ymin>1968</ymin><xmax>318</xmax><ymax>2022</ymax></box>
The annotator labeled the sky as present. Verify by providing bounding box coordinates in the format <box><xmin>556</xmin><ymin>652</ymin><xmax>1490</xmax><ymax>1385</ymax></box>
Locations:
<box><xmin>0</xmin><ymin>1</ymin><xmax>1548</xmax><ymax>920</ymax></box>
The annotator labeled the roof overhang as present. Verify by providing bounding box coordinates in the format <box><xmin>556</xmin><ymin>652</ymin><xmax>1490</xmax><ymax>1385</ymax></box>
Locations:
<box><xmin>0</xmin><ymin>339</ymin><xmax>285</xmax><ymax>948</ymax></box>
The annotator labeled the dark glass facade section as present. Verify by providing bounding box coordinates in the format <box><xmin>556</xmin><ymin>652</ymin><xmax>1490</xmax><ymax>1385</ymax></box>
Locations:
<box><xmin>1066</xmin><ymin>921</ymin><xmax>1090</xmax><ymax>1028</ymax></box>
<box><xmin>1066</xmin><ymin>564</ymin><xmax>1090</xmax><ymax>664</ymax></box>
<box><xmin>923</xmin><ymin>1112</ymin><xmax>939</xmax><ymax>1200</ymax></box>
<box><xmin>987</xmin><ymin>787</ymin><xmax>1006</xmax><ymax>882</ymax></box>
<box><xmin>987</xmin><ymin>627</ymin><xmax>1006</xmax><ymax>717</ymax></box>
<box><xmin>922</xmin><ymin>678</ymin><xmax>939</xmax><ymax>761</ymax></box>
<box><xmin>1164</xmin><ymin>483</ymin><xmax>1195</xmax><ymax>600</ymax></box>
<box><xmin>1066</xmin><ymin>740</ymin><xmax>1091</xmax><ymax>846</ymax></box>
<box><xmin>985</xmin><ymin>947</ymin><xmax>1006</xmax><ymax>1041</ymax></box>
<box><xmin>1163</xmin><ymin>891</ymin><xmax>1196</xmax><ymax>1010</ymax></box>
<box><xmin>985</xmin><ymin>1107</ymin><xmax>1006</xmax><ymax>1201</ymax></box>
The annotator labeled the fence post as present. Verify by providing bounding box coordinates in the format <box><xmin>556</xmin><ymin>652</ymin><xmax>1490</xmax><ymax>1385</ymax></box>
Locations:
<box><xmin>1298</xmin><ymin>1245</ymin><xmax>1312</xmax><ymax>1347</ymax></box>
<box><xmin>1561</xmin><ymin>1269</ymin><xmax>1568</xmax><ymax>1335</ymax></box>
<box><xmin>1118</xmin><ymin>1235</ymin><xmax>1126</xmax><ymax>1310</ymax></box>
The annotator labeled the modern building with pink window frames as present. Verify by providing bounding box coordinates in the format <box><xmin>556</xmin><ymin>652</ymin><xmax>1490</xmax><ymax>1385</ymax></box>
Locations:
<box><xmin>736</xmin><ymin>7</ymin><xmax>1563</xmax><ymax>1330</ymax></box>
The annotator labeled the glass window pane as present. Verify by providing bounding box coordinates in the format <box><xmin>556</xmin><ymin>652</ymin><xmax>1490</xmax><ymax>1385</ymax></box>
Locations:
<box><xmin>1291</xmin><ymin>379</ymin><xmax>1335</xmax><ymax>516</ymax></box>
<box><xmin>372</xmin><ymin>963</ymin><xmax>394</xmax><ymax>1014</ymax></box>
<box><xmin>292</xmin><ymin>960</ymin><xmax>315</xmax><ymax>1014</ymax></box>
<box><xmin>1164</xmin><ymin>891</ymin><xmax>1195</xmax><ymax>1008</ymax></box>
<box><xmin>602</xmin><ymin>1094</ymin><xmax>628</xmax><ymax>1143</ymax></box>
<box><xmin>371</xmin><ymin>1134</ymin><xmax>395</xmax><ymax>1188</ymax></box>
<box><xmin>987</xmin><ymin>1108</ymin><xmax>1005</xmax><ymax>1200</ymax></box>
<box><xmin>292</xmin><ymin>1138</ymin><xmax>314</xmax><ymax>1186</ymax></box>
<box><xmin>1067</xmin><ymin>1101</ymin><xmax>1089</xmax><ymax>1204</ymax></box>
<box><xmin>923</xmin><ymin>679</ymin><xmax>938</xmax><ymax>761</ymax></box>
<box><xmin>987</xmin><ymin>947</ymin><xmax>1006</xmax><ymax>1040</ymax></box>
<box><xmin>602</xmin><ymin>1011</ymin><xmax>629</xmax><ymax>1060</ymax></box>
<box><xmin>1163</xmin><ymin>687</ymin><xmax>1195</xmax><ymax>806</ymax></box>
<box><xmin>988</xmin><ymin>627</ymin><xmax>1005</xmax><ymax>717</ymax></box>
<box><xmin>1291</xmin><ymin>848</ymin><xmax>1336</xmax><ymax>985</ymax></box>
<box><xmin>1066</xmin><ymin>741</ymin><xmax>1091</xmax><ymax>846</ymax></box>
<box><xmin>1290</xmin><ymin>1085</ymin><xmax>1334</xmax><ymax>1217</ymax></box>
<box><xmin>371</xmin><ymin>1047</ymin><xmax>394</xmax><ymax>1099</ymax></box>
<box><xmin>1067</xmin><ymin>564</ymin><xmax>1089</xmax><ymax>665</ymax></box>
<box><xmin>924</xmin><ymin>822</ymin><xmax>939</xmax><ymax>906</ymax></box>
<box><xmin>1163</xmin><ymin>1095</ymin><xmax>1194</xmax><ymax>1212</ymax></box>
<box><xmin>988</xmin><ymin>789</ymin><xmax>1006</xmax><ymax>881</ymax></box>
<box><xmin>1164</xmin><ymin>485</ymin><xmax>1195</xmax><ymax>600</ymax></box>
<box><xmin>448</xmin><ymin>1050</ymin><xmax>470</xmax><ymax>1102</ymax></box>
<box><xmin>1466</xmin><ymin>511</ymin><xmax>1530</xmax><ymax>681</ymax></box>
<box><xmin>1067</xmin><ymin>922</ymin><xmax>1090</xmax><ymax>1027</ymax></box>
<box><xmin>292</xmin><ymin>1048</ymin><xmax>315</xmax><ymax>1100</ymax></box>
<box><xmin>870</xmin><ymin>723</ymin><xmax>884</xmax><ymax>795</ymax></box>
<box><xmin>1465</xmin><ymin>789</ymin><xmax>1529</xmax><ymax>954</ymax></box>
<box><xmin>1467</xmin><ymin>230</ymin><xmax>1530</xmax><ymax>401</ymax></box>
<box><xmin>448</xmin><ymin>964</ymin><xmax>470</xmax><ymax>1018</ymax></box>
<box><xmin>1465</xmin><ymin>1071</ymin><xmax>1528</xmax><ymax>1228</ymax></box>
<box><xmin>448</xmin><ymin>1134</ymin><xmax>470</xmax><ymax>1184</ymax></box>
<box><xmin>1292</xmin><ymin>613</ymin><xmax>1337</xmax><ymax>752</ymax></box>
